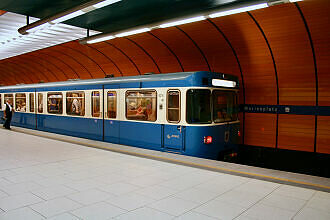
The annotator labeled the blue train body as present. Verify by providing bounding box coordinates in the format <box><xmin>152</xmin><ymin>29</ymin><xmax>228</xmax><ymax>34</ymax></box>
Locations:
<box><xmin>0</xmin><ymin>71</ymin><xmax>240</xmax><ymax>160</ymax></box>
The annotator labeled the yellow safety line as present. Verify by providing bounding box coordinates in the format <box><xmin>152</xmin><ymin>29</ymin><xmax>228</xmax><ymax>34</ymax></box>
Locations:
<box><xmin>15</xmin><ymin>128</ymin><xmax>330</xmax><ymax>191</ymax></box>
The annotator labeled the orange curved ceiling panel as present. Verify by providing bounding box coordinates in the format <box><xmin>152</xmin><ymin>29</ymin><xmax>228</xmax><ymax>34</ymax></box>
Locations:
<box><xmin>10</xmin><ymin>56</ymin><xmax>50</xmax><ymax>82</ymax></box>
<box><xmin>3</xmin><ymin>61</ymin><xmax>35</xmax><ymax>84</ymax></box>
<box><xmin>26</xmin><ymin>53</ymin><xmax>67</xmax><ymax>82</ymax></box>
<box><xmin>211</xmin><ymin>12</ymin><xmax>277</xmax><ymax>105</ymax></box>
<box><xmin>110</xmin><ymin>37</ymin><xmax>161</xmax><ymax>75</ymax></box>
<box><xmin>60</xmin><ymin>42</ymin><xmax>105</xmax><ymax>79</ymax></box>
<box><xmin>299</xmin><ymin>0</ymin><xmax>330</xmax><ymax>107</ymax></box>
<box><xmin>252</xmin><ymin>3</ymin><xmax>316</xmax><ymax>106</ymax></box>
<box><xmin>151</xmin><ymin>27</ymin><xmax>210</xmax><ymax>72</ymax></box>
<box><xmin>46</xmin><ymin>47</ymin><xmax>91</xmax><ymax>80</ymax></box>
<box><xmin>178</xmin><ymin>20</ymin><xmax>240</xmax><ymax>76</ymax></box>
<box><xmin>91</xmin><ymin>41</ymin><xmax>140</xmax><ymax>76</ymax></box>
<box><xmin>36</xmin><ymin>51</ymin><xmax>78</xmax><ymax>80</ymax></box>
<box><xmin>126</xmin><ymin>33</ymin><xmax>183</xmax><ymax>73</ymax></box>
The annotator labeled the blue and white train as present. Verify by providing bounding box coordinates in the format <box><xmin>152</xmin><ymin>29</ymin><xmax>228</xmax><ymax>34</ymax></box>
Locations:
<box><xmin>0</xmin><ymin>71</ymin><xmax>240</xmax><ymax>160</ymax></box>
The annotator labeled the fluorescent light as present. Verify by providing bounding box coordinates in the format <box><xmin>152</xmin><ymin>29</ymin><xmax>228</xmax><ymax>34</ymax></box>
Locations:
<box><xmin>93</xmin><ymin>0</ymin><xmax>121</xmax><ymax>8</ymax></box>
<box><xmin>87</xmin><ymin>35</ymin><xmax>115</xmax><ymax>44</ymax></box>
<box><xmin>289</xmin><ymin>0</ymin><xmax>303</xmax><ymax>2</ymax></box>
<box><xmin>115</xmin><ymin>28</ymin><xmax>151</xmax><ymax>37</ymax></box>
<box><xmin>212</xmin><ymin>79</ymin><xmax>237</xmax><ymax>88</ymax></box>
<box><xmin>209</xmin><ymin>3</ymin><xmax>268</xmax><ymax>18</ymax></box>
<box><xmin>159</xmin><ymin>16</ymin><xmax>206</xmax><ymax>28</ymax></box>
<box><xmin>52</xmin><ymin>10</ymin><xmax>85</xmax><ymax>23</ymax></box>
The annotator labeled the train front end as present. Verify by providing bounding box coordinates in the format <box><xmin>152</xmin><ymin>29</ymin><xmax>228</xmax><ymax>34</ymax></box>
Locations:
<box><xmin>184</xmin><ymin>72</ymin><xmax>240</xmax><ymax>160</ymax></box>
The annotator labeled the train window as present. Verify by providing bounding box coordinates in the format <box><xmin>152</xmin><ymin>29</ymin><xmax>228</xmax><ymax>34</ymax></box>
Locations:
<box><xmin>107</xmin><ymin>91</ymin><xmax>116</xmax><ymax>118</ymax></box>
<box><xmin>47</xmin><ymin>92</ymin><xmax>63</xmax><ymax>114</ymax></box>
<box><xmin>29</xmin><ymin>93</ymin><xmax>35</xmax><ymax>112</ymax></box>
<box><xmin>15</xmin><ymin>93</ymin><xmax>26</xmax><ymax>112</ymax></box>
<box><xmin>186</xmin><ymin>89</ymin><xmax>211</xmax><ymax>124</ymax></box>
<box><xmin>66</xmin><ymin>92</ymin><xmax>85</xmax><ymax>116</ymax></box>
<box><xmin>38</xmin><ymin>93</ymin><xmax>43</xmax><ymax>113</ymax></box>
<box><xmin>167</xmin><ymin>90</ymin><xmax>180</xmax><ymax>123</ymax></box>
<box><xmin>4</xmin><ymin>94</ymin><xmax>13</xmax><ymax>109</ymax></box>
<box><xmin>91</xmin><ymin>91</ymin><xmax>100</xmax><ymax>117</ymax></box>
<box><xmin>126</xmin><ymin>90</ymin><xmax>157</xmax><ymax>122</ymax></box>
<box><xmin>213</xmin><ymin>90</ymin><xmax>238</xmax><ymax>123</ymax></box>
<box><xmin>0</xmin><ymin>95</ymin><xmax>2</xmax><ymax>110</ymax></box>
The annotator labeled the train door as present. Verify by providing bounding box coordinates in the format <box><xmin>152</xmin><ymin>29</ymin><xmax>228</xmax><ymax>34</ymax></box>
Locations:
<box><xmin>89</xmin><ymin>89</ymin><xmax>104</xmax><ymax>141</ymax></box>
<box><xmin>163</xmin><ymin>90</ymin><xmax>185</xmax><ymax>152</ymax></box>
<box><xmin>103</xmin><ymin>84</ymin><xmax>120</xmax><ymax>143</ymax></box>
<box><xmin>35</xmin><ymin>90</ymin><xmax>46</xmax><ymax>130</ymax></box>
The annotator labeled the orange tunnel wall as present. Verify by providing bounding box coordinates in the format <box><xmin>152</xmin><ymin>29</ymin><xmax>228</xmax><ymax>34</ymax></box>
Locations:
<box><xmin>0</xmin><ymin>0</ymin><xmax>329</xmax><ymax>154</ymax></box>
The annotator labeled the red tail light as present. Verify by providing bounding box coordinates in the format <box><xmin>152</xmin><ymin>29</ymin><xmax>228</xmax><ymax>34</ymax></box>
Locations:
<box><xmin>204</xmin><ymin>136</ymin><xmax>213</xmax><ymax>144</ymax></box>
<box><xmin>238</xmin><ymin>130</ymin><xmax>241</xmax><ymax>137</ymax></box>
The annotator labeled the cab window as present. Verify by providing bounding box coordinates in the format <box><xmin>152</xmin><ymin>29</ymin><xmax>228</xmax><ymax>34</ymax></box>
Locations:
<box><xmin>15</xmin><ymin>93</ymin><xmax>26</xmax><ymax>112</ymax></box>
<box><xmin>47</xmin><ymin>92</ymin><xmax>63</xmax><ymax>114</ymax></box>
<box><xmin>126</xmin><ymin>90</ymin><xmax>157</xmax><ymax>121</ymax></box>
<box><xmin>186</xmin><ymin>89</ymin><xmax>211</xmax><ymax>124</ymax></box>
<box><xmin>213</xmin><ymin>90</ymin><xmax>238</xmax><ymax>123</ymax></box>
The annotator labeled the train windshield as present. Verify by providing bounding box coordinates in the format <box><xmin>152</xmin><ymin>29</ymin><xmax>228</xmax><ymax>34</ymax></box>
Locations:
<box><xmin>186</xmin><ymin>89</ymin><xmax>238</xmax><ymax>124</ymax></box>
<box><xmin>213</xmin><ymin>90</ymin><xmax>238</xmax><ymax>123</ymax></box>
<box><xmin>186</xmin><ymin>89</ymin><xmax>212</xmax><ymax>124</ymax></box>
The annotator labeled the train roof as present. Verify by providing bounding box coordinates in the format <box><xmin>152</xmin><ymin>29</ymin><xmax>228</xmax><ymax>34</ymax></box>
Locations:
<box><xmin>0</xmin><ymin>71</ymin><xmax>239</xmax><ymax>92</ymax></box>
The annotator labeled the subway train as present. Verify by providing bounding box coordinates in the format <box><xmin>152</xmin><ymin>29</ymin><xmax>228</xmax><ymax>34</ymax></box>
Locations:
<box><xmin>0</xmin><ymin>71</ymin><xmax>240</xmax><ymax>160</ymax></box>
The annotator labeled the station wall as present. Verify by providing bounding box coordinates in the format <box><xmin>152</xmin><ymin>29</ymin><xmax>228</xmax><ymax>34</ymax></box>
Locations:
<box><xmin>0</xmin><ymin>0</ymin><xmax>329</xmax><ymax>154</ymax></box>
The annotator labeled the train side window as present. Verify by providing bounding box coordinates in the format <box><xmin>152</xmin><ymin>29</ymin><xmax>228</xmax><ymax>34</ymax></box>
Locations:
<box><xmin>66</xmin><ymin>92</ymin><xmax>85</xmax><ymax>116</ymax></box>
<box><xmin>91</xmin><ymin>91</ymin><xmax>100</xmax><ymax>117</ymax></box>
<box><xmin>15</xmin><ymin>93</ymin><xmax>26</xmax><ymax>112</ymax></box>
<box><xmin>38</xmin><ymin>93</ymin><xmax>43</xmax><ymax>113</ymax></box>
<box><xmin>29</xmin><ymin>93</ymin><xmax>35</xmax><ymax>112</ymax></box>
<box><xmin>0</xmin><ymin>94</ymin><xmax>2</xmax><ymax>110</ymax></box>
<box><xmin>47</xmin><ymin>92</ymin><xmax>63</xmax><ymax>114</ymax></box>
<box><xmin>4</xmin><ymin>94</ymin><xmax>13</xmax><ymax>109</ymax></box>
<box><xmin>167</xmin><ymin>90</ymin><xmax>180</xmax><ymax>123</ymax></box>
<box><xmin>107</xmin><ymin>91</ymin><xmax>116</xmax><ymax>118</ymax></box>
<box><xmin>126</xmin><ymin>90</ymin><xmax>157</xmax><ymax>122</ymax></box>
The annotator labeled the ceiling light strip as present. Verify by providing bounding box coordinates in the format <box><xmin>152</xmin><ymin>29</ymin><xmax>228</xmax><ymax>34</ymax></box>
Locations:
<box><xmin>83</xmin><ymin>2</ymin><xmax>271</xmax><ymax>44</ymax></box>
<box><xmin>115</xmin><ymin>28</ymin><xmax>151</xmax><ymax>37</ymax></box>
<box><xmin>18</xmin><ymin>0</ymin><xmax>122</xmax><ymax>35</ymax></box>
<box><xmin>209</xmin><ymin>3</ymin><xmax>268</xmax><ymax>18</ymax></box>
<box><xmin>87</xmin><ymin>35</ymin><xmax>115</xmax><ymax>44</ymax></box>
<box><xmin>158</xmin><ymin>16</ymin><xmax>206</xmax><ymax>28</ymax></box>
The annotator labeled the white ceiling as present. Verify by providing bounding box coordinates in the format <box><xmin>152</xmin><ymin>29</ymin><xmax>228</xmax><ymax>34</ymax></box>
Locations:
<box><xmin>0</xmin><ymin>12</ymin><xmax>100</xmax><ymax>60</ymax></box>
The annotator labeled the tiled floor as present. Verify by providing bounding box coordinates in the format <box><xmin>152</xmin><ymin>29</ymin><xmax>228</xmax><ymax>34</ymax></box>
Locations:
<box><xmin>0</xmin><ymin>129</ymin><xmax>329</xmax><ymax>219</ymax></box>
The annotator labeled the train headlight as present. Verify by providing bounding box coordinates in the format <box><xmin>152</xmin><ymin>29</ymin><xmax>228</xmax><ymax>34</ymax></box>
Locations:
<box><xmin>204</xmin><ymin>136</ymin><xmax>213</xmax><ymax>144</ymax></box>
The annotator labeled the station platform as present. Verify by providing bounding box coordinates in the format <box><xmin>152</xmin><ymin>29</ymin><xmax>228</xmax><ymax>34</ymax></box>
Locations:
<box><xmin>0</xmin><ymin>127</ymin><xmax>329</xmax><ymax>219</ymax></box>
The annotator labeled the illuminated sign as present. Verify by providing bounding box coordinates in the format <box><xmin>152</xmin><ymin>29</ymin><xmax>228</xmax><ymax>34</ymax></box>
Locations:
<box><xmin>212</xmin><ymin>79</ymin><xmax>237</xmax><ymax>88</ymax></box>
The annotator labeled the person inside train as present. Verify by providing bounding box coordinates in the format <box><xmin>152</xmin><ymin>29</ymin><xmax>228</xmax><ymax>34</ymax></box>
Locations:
<box><xmin>146</xmin><ymin>99</ymin><xmax>152</xmax><ymax>120</ymax></box>
<box><xmin>71</xmin><ymin>93</ymin><xmax>81</xmax><ymax>115</ymax></box>
<box><xmin>3</xmin><ymin>99</ymin><xmax>14</xmax><ymax>130</ymax></box>
<box><xmin>49</xmin><ymin>97</ymin><xmax>58</xmax><ymax>112</ymax></box>
<box><xmin>21</xmin><ymin>102</ymin><xmax>26</xmax><ymax>112</ymax></box>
